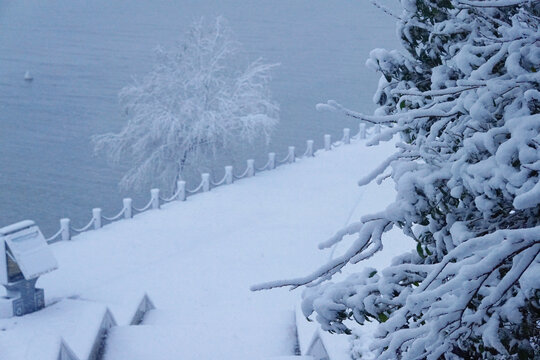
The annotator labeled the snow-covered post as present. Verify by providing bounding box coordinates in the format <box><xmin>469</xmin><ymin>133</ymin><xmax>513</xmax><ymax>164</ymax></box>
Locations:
<box><xmin>60</xmin><ymin>218</ymin><xmax>71</xmax><ymax>241</ymax></box>
<box><xmin>246</xmin><ymin>159</ymin><xmax>255</xmax><ymax>177</ymax></box>
<box><xmin>305</xmin><ymin>140</ymin><xmax>314</xmax><ymax>157</ymax></box>
<box><xmin>287</xmin><ymin>146</ymin><xmax>295</xmax><ymax>163</ymax></box>
<box><xmin>177</xmin><ymin>181</ymin><xmax>186</xmax><ymax>201</ymax></box>
<box><xmin>123</xmin><ymin>198</ymin><xmax>132</xmax><ymax>219</ymax></box>
<box><xmin>225</xmin><ymin>166</ymin><xmax>233</xmax><ymax>185</ymax></box>
<box><xmin>358</xmin><ymin>123</ymin><xmax>366</xmax><ymax>139</ymax></box>
<box><xmin>343</xmin><ymin>128</ymin><xmax>350</xmax><ymax>144</ymax></box>
<box><xmin>268</xmin><ymin>152</ymin><xmax>276</xmax><ymax>170</ymax></box>
<box><xmin>202</xmin><ymin>173</ymin><xmax>210</xmax><ymax>192</ymax></box>
<box><xmin>374</xmin><ymin>124</ymin><xmax>381</xmax><ymax>134</ymax></box>
<box><xmin>92</xmin><ymin>208</ymin><xmax>102</xmax><ymax>230</ymax></box>
<box><xmin>151</xmin><ymin>189</ymin><xmax>160</xmax><ymax>210</ymax></box>
<box><xmin>324</xmin><ymin>134</ymin><xmax>331</xmax><ymax>151</ymax></box>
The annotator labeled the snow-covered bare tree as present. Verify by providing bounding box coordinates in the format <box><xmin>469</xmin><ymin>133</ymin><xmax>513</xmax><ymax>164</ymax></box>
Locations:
<box><xmin>94</xmin><ymin>17</ymin><xmax>279</xmax><ymax>193</ymax></box>
<box><xmin>254</xmin><ymin>1</ymin><xmax>539</xmax><ymax>358</ymax></box>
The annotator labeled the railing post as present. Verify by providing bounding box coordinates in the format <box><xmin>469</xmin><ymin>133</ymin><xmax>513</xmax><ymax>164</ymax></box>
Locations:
<box><xmin>123</xmin><ymin>198</ymin><xmax>132</xmax><ymax>219</ymax></box>
<box><xmin>225</xmin><ymin>166</ymin><xmax>233</xmax><ymax>185</ymax></box>
<box><xmin>343</xmin><ymin>128</ymin><xmax>350</xmax><ymax>144</ymax></box>
<box><xmin>60</xmin><ymin>218</ymin><xmax>71</xmax><ymax>241</ymax></box>
<box><xmin>92</xmin><ymin>208</ymin><xmax>102</xmax><ymax>229</ymax></box>
<box><xmin>177</xmin><ymin>181</ymin><xmax>186</xmax><ymax>201</ymax></box>
<box><xmin>151</xmin><ymin>188</ymin><xmax>160</xmax><ymax>209</ymax></box>
<box><xmin>268</xmin><ymin>152</ymin><xmax>276</xmax><ymax>170</ymax></box>
<box><xmin>288</xmin><ymin>146</ymin><xmax>295</xmax><ymax>163</ymax></box>
<box><xmin>305</xmin><ymin>140</ymin><xmax>314</xmax><ymax>157</ymax></box>
<box><xmin>324</xmin><ymin>134</ymin><xmax>331</xmax><ymax>151</ymax></box>
<box><xmin>374</xmin><ymin>124</ymin><xmax>381</xmax><ymax>134</ymax></box>
<box><xmin>359</xmin><ymin>123</ymin><xmax>367</xmax><ymax>139</ymax></box>
<box><xmin>202</xmin><ymin>173</ymin><xmax>210</xmax><ymax>192</ymax></box>
<box><xmin>247</xmin><ymin>159</ymin><xmax>255</xmax><ymax>177</ymax></box>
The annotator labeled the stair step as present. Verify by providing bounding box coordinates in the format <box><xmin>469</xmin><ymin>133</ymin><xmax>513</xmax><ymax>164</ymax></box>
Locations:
<box><xmin>103</xmin><ymin>325</ymin><xmax>181</xmax><ymax>360</ymax></box>
<box><xmin>103</xmin><ymin>308</ymin><xmax>300</xmax><ymax>360</ymax></box>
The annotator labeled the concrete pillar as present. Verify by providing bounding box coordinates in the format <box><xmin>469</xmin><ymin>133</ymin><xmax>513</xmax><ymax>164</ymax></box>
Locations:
<box><xmin>92</xmin><ymin>208</ymin><xmax>102</xmax><ymax>229</ymax></box>
<box><xmin>305</xmin><ymin>140</ymin><xmax>314</xmax><ymax>157</ymax></box>
<box><xmin>324</xmin><ymin>134</ymin><xmax>331</xmax><ymax>151</ymax></box>
<box><xmin>359</xmin><ymin>123</ymin><xmax>367</xmax><ymax>139</ymax></box>
<box><xmin>177</xmin><ymin>181</ymin><xmax>186</xmax><ymax>201</ymax></box>
<box><xmin>343</xmin><ymin>128</ymin><xmax>350</xmax><ymax>144</ymax></box>
<box><xmin>247</xmin><ymin>159</ymin><xmax>255</xmax><ymax>177</ymax></box>
<box><xmin>151</xmin><ymin>189</ymin><xmax>160</xmax><ymax>209</ymax></box>
<box><xmin>268</xmin><ymin>153</ymin><xmax>276</xmax><ymax>170</ymax></box>
<box><xmin>287</xmin><ymin>146</ymin><xmax>295</xmax><ymax>163</ymax></box>
<box><xmin>123</xmin><ymin>198</ymin><xmax>132</xmax><ymax>219</ymax></box>
<box><xmin>202</xmin><ymin>173</ymin><xmax>210</xmax><ymax>192</ymax></box>
<box><xmin>60</xmin><ymin>218</ymin><xmax>71</xmax><ymax>241</ymax></box>
<box><xmin>225</xmin><ymin>166</ymin><xmax>233</xmax><ymax>185</ymax></box>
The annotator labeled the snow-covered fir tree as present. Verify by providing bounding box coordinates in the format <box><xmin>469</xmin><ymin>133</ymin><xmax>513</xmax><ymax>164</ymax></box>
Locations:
<box><xmin>254</xmin><ymin>1</ymin><xmax>539</xmax><ymax>358</ymax></box>
<box><xmin>94</xmin><ymin>17</ymin><xmax>279</xmax><ymax>193</ymax></box>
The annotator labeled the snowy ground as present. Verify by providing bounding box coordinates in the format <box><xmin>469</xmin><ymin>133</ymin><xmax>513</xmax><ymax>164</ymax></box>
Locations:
<box><xmin>0</xmin><ymin>136</ymin><xmax>413</xmax><ymax>360</ymax></box>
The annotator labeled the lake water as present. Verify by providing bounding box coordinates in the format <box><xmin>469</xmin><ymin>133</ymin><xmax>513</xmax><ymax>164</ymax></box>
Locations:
<box><xmin>0</xmin><ymin>0</ymin><xmax>398</xmax><ymax>236</ymax></box>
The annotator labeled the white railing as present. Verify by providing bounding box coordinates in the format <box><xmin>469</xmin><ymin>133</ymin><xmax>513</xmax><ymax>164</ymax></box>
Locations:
<box><xmin>45</xmin><ymin>124</ymin><xmax>373</xmax><ymax>243</ymax></box>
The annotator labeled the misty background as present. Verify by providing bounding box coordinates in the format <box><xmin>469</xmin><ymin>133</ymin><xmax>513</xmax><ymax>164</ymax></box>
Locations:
<box><xmin>0</xmin><ymin>0</ymin><xmax>398</xmax><ymax>235</ymax></box>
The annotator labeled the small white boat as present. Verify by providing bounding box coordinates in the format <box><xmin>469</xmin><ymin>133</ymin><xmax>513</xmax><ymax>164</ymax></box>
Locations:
<box><xmin>24</xmin><ymin>71</ymin><xmax>33</xmax><ymax>81</ymax></box>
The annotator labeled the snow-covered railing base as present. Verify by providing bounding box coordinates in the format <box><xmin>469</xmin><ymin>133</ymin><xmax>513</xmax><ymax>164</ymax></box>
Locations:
<box><xmin>44</xmin><ymin>124</ymin><xmax>375</xmax><ymax>244</ymax></box>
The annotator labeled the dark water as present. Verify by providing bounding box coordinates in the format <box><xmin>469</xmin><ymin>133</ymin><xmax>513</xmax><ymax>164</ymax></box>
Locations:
<box><xmin>0</xmin><ymin>0</ymin><xmax>398</xmax><ymax>236</ymax></box>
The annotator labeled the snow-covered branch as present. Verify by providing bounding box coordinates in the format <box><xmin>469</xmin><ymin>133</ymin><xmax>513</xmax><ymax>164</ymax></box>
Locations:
<box><xmin>256</xmin><ymin>1</ymin><xmax>540</xmax><ymax>358</ymax></box>
<box><xmin>94</xmin><ymin>17</ymin><xmax>279</xmax><ymax>194</ymax></box>
<box><xmin>457</xmin><ymin>0</ymin><xmax>530</xmax><ymax>8</ymax></box>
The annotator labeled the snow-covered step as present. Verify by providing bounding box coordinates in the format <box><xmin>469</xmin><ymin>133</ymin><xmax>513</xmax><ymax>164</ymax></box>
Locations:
<box><xmin>0</xmin><ymin>293</ymin><xmax>156</xmax><ymax>360</ymax></box>
<box><xmin>104</xmin><ymin>325</ymin><xmax>309</xmax><ymax>360</ymax></box>
<box><xmin>104</xmin><ymin>325</ymin><xmax>178</xmax><ymax>360</ymax></box>
<box><xmin>103</xmin><ymin>309</ymin><xmax>186</xmax><ymax>360</ymax></box>
<box><xmin>0</xmin><ymin>298</ymin><xmax>115</xmax><ymax>360</ymax></box>
<box><xmin>103</xmin><ymin>308</ymin><xmax>300</xmax><ymax>359</ymax></box>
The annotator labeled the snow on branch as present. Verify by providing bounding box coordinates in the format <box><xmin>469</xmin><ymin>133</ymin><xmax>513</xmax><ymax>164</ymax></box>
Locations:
<box><xmin>316</xmin><ymin>100</ymin><xmax>461</xmax><ymax>125</ymax></box>
<box><xmin>251</xmin><ymin>219</ymin><xmax>392</xmax><ymax>291</ymax></box>
<box><xmin>368</xmin><ymin>0</ymin><xmax>402</xmax><ymax>20</ymax></box>
<box><xmin>457</xmin><ymin>0</ymin><xmax>531</xmax><ymax>8</ymax></box>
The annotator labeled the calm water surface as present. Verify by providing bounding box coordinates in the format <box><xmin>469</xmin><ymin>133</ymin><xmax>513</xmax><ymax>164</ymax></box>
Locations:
<box><xmin>0</xmin><ymin>0</ymin><xmax>398</xmax><ymax>235</ymax></box>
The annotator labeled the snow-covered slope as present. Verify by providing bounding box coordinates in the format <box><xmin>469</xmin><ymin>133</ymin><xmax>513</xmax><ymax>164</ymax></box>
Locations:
<box><xmin>0</xmin><ymin>136</ymin><xmax>412</xmax><ymax>359</ymax></box>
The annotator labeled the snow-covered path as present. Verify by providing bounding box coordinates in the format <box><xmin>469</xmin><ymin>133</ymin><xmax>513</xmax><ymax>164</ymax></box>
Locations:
<box><xmin>1</xmin><ymin>137</ymin><xmax>408</xmax><ymax>360</ymax></box>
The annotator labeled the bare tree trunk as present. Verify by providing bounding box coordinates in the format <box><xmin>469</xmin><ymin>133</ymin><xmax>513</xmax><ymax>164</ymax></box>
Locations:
<box><xmin>171</xmin><ymin>151</ymin><xmax>188</xmax><ymax>194</ymax></box>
